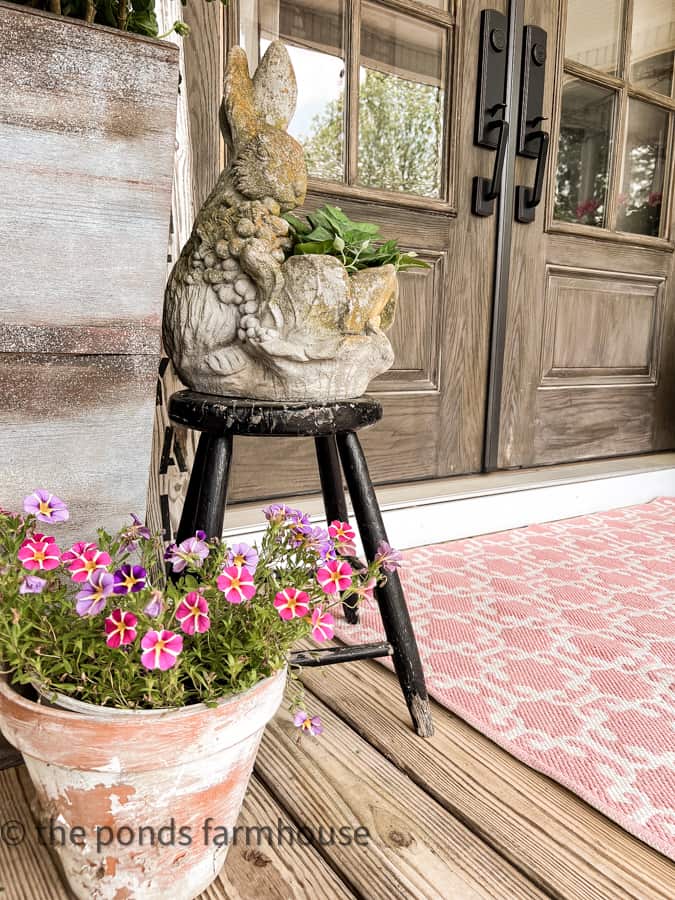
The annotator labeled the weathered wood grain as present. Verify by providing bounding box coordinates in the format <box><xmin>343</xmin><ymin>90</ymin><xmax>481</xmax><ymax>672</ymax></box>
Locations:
<box><xmin>212</xmin><ymin>775</ymin><xmax>356</xmax><ymax>900</ymax></box>
<box><xmin>0</xmin><ymin>354</ymin><xmax>159</xmax><ymax>539</ymax></box>
<box><xmin>256</xmin><ymin>692</ymin><xmax>547</xmax><ymax>900</ymax></box>
<box><xmin>0</xmin><ymin>3</ymin><xmax>177</xmax><ymax>534</ymax></box>
<box><xmin>0</xmin><ymin>768</ymin><xmax>70</xmax><ymax>900</ymax></box>
<box><xmin>299</xmin><ymin>650</ymin><xmax>675</xmax><ymax>900</ymax></box>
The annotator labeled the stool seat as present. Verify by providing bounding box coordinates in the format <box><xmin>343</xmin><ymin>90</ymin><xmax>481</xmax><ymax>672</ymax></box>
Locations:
<box><xmin>168</xmin><ymin>390</ymin><xmax>382</xmax><ymax>437</ymax></box>
<box><xmin>168</xmin><ymin>388</ymin><xmax>433</xmax><ymax>737</ymax></box>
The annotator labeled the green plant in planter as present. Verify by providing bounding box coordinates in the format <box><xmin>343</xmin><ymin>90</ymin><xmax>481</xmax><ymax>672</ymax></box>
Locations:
<box><xmin>0</xmin><ymin>491</ymin><xmax>398</xmax><ymax>726</ymax></box>
<box><xmin>284</xmin><ymin>204</ymin><xmax>431</xmax><ymax>274</ymax></box>
<box><xmin>13</xmin><ymin>0</ymin><xmax>227</xmax><ymax>38</ymax></box>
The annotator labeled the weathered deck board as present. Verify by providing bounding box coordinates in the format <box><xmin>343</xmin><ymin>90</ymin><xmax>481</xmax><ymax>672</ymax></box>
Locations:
<box><xmin>211</xmin><ymin>774</ymin><xmax>356</xmax><ymax>900</ymax></box>
<box><xmin>0</xmin><ymin>768</ymin><xmax>70</xmax><ymax>899</ymax></box>
<box><xmin>299</xmin><ymin>648</ymin><xmax>675</xmax><ymax>900</ymax></box>
<box><xmin>255</xmin><ymin>694</ymin><xmax>547</xmax><ymax>900</ymax></box>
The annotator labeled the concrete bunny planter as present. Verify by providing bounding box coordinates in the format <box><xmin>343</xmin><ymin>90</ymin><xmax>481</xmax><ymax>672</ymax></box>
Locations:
<box><xmin>0</xmin><ymin>670</ymin><xmax>286</xmax><ymax>899</ymax></box>
<box><xmin>163</xmin><ymin>41</ymin><xmax>399</xmax><ymax>401</ymax></box>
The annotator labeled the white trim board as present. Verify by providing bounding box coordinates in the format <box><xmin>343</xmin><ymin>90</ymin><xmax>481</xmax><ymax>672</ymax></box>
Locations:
<box><xmin>222</xmin><ymin>453</ymin><xmax>675</xmax><ymax>551</ymax></box>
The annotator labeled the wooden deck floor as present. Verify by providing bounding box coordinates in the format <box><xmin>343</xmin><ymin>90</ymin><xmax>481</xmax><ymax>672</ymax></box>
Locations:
<box><xmin>0</xmin><ymin>651</ymin><xmax>673</xmax><ymax>899</ymax></box>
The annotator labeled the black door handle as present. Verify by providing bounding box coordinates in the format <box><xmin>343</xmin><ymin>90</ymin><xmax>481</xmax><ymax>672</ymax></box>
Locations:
<box><xmin>515</xmin><ymin>129</ymin><xmax>549</xmax><ymax>223</ymax></box>
<box><xmin>472</xmin><ymin>118</ymin><xmax>510</xmax><ymax>217</ymax></box>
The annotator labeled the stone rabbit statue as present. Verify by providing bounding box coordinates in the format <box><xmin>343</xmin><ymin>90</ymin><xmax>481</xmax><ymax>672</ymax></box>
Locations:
<box><xmin>163</xmin><ymin>41</ymin><xmax>398</xmax><ymax>401</ymax></box>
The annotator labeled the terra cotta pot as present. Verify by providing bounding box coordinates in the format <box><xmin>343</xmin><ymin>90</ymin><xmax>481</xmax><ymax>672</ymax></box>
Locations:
<box><xmin>0</xmin><ymin>669</ymin><xmax>286</xmax><ymax>899</ymax></box>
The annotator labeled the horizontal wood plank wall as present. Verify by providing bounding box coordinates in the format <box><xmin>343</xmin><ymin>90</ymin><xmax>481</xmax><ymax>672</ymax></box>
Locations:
<box><xmin>0</xmin><ymin>4</ymin><xmax>177</xmax><ymax>538</ymax></box>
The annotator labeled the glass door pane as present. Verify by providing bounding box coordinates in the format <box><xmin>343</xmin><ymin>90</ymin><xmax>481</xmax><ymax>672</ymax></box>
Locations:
<box><xmin>616</xmin><ymin>99</ymin><xmax>669</xmax><ymax>236</ymax></box>
<box><xmin>630</xmin><ymin>0</ymin><xmax>675</xmax><ymax>96</ymax></box>
<box><xmin>554</xmin><ymin>78</ymin><xmax>615</xmax><ymax>227</ymax></box>
<box><xmin>564</xmin><ymin>0</ymin><xmax>624</xmax><ymax>75</ymax></box>
<box><xmin>357</xmin><ymin>3</ymin><xmax>447</xmax><ymax>198</ymax></box>
<box><xmin>240</xmin><ymin>0</ymin><xmax>347</xmax><ymax>182</ymax></box>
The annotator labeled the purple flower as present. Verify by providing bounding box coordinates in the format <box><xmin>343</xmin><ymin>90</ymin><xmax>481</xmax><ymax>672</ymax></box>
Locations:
<box><xmin>302</xmin><ymin>525</ymin><xmax>334</xmax><ymax>558</ymax></box>
<box><xmin>19</xmin><ymin>575</ymin><xmax>47</xmax><ymax>595</ymax></box>
<box><xmin>23</xmin><ymin>490</ymin><xmax>69</xmax><ymax>524</ymax></box>
<box><xmin>293</xmin><ymin>710</ymin><xmax>323</xmax><ymax>736</ymax></box>
<box><xmin>119</xmin><ymin>513</ymin><xmax>152</xmax><ymax>550</ymax></box>
<box><xmin>144</xmin><ymin>591</ymin><xmax>165</xmax><ymax>618</ymax></box>
<box><xmin>227</xmin><ymin>542</ymin><xmax>259</xmax><ymax>571</ymax></box>
<box><xmin>113</xmin><ymin>564</ymin><xmax>147</xmax><ymax>595</ymax></box>
<box><xmin>165</xmin><ymin>535</ymin><xmax>209</xmax><ymax>573</ymax></box>
<box><xmin>75</xmin><ymin>570</ymin><xmax>113</xmax><ymax>616</ymax></box>
<box><xmin>375</xmin><ymin>541</ymin><xmax>403</xmax><ymax>573</ymax></box>
<box><xmin>263</xmin><ymin>503</ymin><xmax>292</xmax><ymax>524</ymax></box>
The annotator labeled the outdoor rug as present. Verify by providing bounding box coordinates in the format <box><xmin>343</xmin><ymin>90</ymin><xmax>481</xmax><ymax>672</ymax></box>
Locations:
<box><xmin>335</xmin><ymin>497</ymin><xmax>675</xmax><ymax>859</ymax></box>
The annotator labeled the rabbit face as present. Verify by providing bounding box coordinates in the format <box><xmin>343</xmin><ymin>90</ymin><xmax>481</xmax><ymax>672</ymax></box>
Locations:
<box><xmin>232</xmin><ymin>130</ymin><xmax>307</xmax><ymax>211</ymax></box>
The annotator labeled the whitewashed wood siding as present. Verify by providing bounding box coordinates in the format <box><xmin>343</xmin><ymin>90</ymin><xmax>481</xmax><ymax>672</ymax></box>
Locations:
<box><xmin>0</xmin><ymin>3</ymin><xmax>178</xmax><ymax>538</ymax></box>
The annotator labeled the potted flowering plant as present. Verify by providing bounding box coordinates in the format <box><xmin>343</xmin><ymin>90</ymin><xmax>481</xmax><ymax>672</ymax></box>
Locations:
<box><xmin>0</xmin><ymin>490</ymin><xmax>393</xmax><ymax>899</ymax></box>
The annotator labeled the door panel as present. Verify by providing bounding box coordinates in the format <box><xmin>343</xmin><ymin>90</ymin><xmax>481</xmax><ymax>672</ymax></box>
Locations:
<box><xmin>224</xmin><ymin>0</ymin><xmax>501</xmax><ymax>502</ymax></box>
<box><xmin>497</xmin><ymin>0</ymin><xmax>675</xmax><ymax>469</ymax></box>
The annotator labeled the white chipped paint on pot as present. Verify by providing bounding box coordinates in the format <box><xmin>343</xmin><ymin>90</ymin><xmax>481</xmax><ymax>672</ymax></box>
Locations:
<box><xmin>0</xmin><ymin>669</ymin><xmax>286</xmax><ymax>899</ymax></box>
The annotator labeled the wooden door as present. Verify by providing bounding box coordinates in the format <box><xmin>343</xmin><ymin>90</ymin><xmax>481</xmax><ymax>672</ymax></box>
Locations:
<box><xmin>213</xmin><ymin>0</ymin><xmax>502</xmax><ymax>503</ymax></box>
<box><xmin>496</xmin><ymin>0</ymin><xmax>675</xmax><ymax>468</ymax></box>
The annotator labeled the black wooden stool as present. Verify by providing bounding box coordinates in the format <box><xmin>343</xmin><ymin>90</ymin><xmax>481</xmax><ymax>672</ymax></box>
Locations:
<box><xmin>168</xmin><ymin>390</ymin><xmax>434</xmax><ymax>737</ymax></box>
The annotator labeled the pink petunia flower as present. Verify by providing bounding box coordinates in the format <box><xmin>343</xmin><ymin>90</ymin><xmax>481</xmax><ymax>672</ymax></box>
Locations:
<box><xmin>352</xmin><ymin>575</ymin><xmax>377</xmax><ymax>604</ymax></box>
<box><xmin>140</xmin><ymin>629</ymin><xmax>183</xmax><ymax>670</ymax></box>
<box><xmin>227</xmin><ymin>542</ymin><xmax>259</xmax><ymax>571</ymax></box>
<box><xmin>23</xmin><ymin>490</ymin><xmax>69</xmax><ymax>524</ymax></box>
<box><xmin>274</xmin><ymin>587</ymin><xmax>310</xmax><ymax>620</ymax></box>
<box><xmin>175</xmin><ymin>591</ymin><xmax>210</xmax><ymax>635</ymax></box>
<box><xmin>68</xmin><ymin>548</ymin><xmax>112</xmax><ymax>583</ymax></box>
<box><xmin>75</xmin><ymin>570</ymin><xmax>114</xmax><ymax>616</ymax></box>
<box><xmin>19</xmin><ymin>575</ymin><xmax>47</xmax><ymax>595</ymax></box>
<box><xmin>61</xmin><ymin>541</ymin><xmax>97</xmax><ymax>564</ymax></box>
<box><xmin>311</xmin><ymin>608</ymin><xmax>335</xmax><ymax>642</ymax></box>
<box><xmin>375</xmin><ymin>541</ymin><xmax>403</xmax><ymax>573</ymax></box>
<box><xmin>18</xmin><ymin>539</ymin><xmax>61</xmax><ymax>571</ymax></box>
<box><xmin>293</xmin><ymin>710</ymin><xmax>323</xmax><ymax>736</ymax></box>
<box><xmin>316</xmin><ymin>558</ymin><xmax>352</xmax><ymax>594</ymax></box>
<box><xmin>113</xmin><ymin>564</ymin><xmax>147</xmax><ymax>595</ymax></box>
<box><xmin>30</xmin><ymin>533</ymin><xmax>56</xmax><ymax>545</ymax></box>
<box><xmin>328</xmin><ymin>520</ymin><xmax>356</xmax><ymax>545</ymax></box>
<box><xmin>104</xmin><ymin>609</ymin><xmax>138</xmax><ymax>648</ymax></box>
<box><xmin>216</xmin><ymin>565</ymin><xmax>256</xmax><ymax>604</ymax></box>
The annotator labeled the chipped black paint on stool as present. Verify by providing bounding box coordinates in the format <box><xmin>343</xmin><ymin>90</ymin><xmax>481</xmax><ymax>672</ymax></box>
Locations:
<box><xmin>168</xmin><ymin>389</ymin><xmax>434</xmax><ymax>738</ymax></box>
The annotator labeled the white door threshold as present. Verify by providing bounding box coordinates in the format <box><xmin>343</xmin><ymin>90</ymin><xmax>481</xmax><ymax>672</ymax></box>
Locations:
<box><xmin>222</xmin><ymin>452</ymin><xmax>675</xmax><ymax>551</ymax></box>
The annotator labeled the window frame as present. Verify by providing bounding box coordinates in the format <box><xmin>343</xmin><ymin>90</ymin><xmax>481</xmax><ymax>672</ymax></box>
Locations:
<box><xmin>547</xmin><ymin>0</ymin><xmax>675</xmax><ymax>248</ymax></box>
<box><xmin>231</xmin><ymin>0</ymin><xmax>459</xmax><ymax>213</ymax></box>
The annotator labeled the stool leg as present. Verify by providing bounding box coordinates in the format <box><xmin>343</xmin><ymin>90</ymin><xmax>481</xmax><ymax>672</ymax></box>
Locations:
<box><xmin>177</xmin><ymin>432</ymin><xmax>233</xmax><ymax>543</ymax></box>
<box><xmin>315</xmin><ymin>436</ymin><xmax>359</xmax><ymax>624</ymax></box>
<box><xmin>336</xmin><ymin>431</ymin><xmax>434</xmax><ymax>737</ymax></box>
<box><xmin>176</xmin><ymin>432</ymin><xmax>212</xmax><ymax>543</ymax></box>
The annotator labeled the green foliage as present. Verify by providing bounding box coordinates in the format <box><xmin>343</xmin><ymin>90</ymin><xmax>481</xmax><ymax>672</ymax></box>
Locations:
<box><xmin>13</xmin><ymin>0</ymin><xmax>226</xmax><ymax>39</ymax></box>
<box><xmin>284</xmin><ymin>204</ymin><xmax>429</xmax><ymax>274</ymax></box>
<box><xmin>0</xmin><ymin>507</ymin><xmax>384</xmax><ymax>710</ymax></box>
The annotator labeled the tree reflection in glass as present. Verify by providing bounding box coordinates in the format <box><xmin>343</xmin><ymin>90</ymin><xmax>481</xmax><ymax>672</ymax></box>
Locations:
<box><xmin>554</xmin><ymin>79</ymin><xmax>614</xmax><ymax>228</ymax></box>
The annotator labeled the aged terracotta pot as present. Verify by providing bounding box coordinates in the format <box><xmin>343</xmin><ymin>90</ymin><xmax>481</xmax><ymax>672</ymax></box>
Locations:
<box><xmin>0</xmin><ymin>670</ymin><xmax>286</xmax><ymax>899</ymax></box>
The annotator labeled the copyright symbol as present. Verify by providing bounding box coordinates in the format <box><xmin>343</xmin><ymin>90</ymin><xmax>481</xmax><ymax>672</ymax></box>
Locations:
<box><xmin>1</xmin><ymin>820</ymin><xmax>24</xmax><ymax>845</ymax></box>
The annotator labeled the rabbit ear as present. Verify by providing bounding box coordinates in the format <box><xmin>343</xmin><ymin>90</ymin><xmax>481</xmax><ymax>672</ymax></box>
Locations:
<box><xmin>221</xmin><ymin>47</ymin><xmax>260</xmax><ymax>149</ymax></box>
<box><xmin>252</xmin><ymin>41</ymin><xmax>297</xmax><ymax>130</ymax></box>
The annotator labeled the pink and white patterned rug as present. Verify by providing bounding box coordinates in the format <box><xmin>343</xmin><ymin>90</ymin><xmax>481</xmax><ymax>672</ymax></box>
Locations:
<box><xmin>336</xmin><ymin>497</ymin><xmax>675</xmax><ymax>859</ymax></box>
